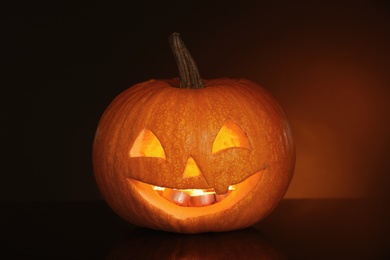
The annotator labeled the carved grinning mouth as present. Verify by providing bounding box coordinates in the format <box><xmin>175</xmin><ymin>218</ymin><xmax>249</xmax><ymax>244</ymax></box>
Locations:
<box><xmin>128</xmin><ymin>169</ymin><xmax>265</xmax><ymax>209</ymax></box>
<box><xmin>153</xmin><ymin>185</ymin><xmax>238</xmax><ymax>207</ymax></box>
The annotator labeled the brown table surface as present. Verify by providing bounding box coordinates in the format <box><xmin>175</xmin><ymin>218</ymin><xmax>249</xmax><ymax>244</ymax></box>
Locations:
<box><xmin>1</xmin><ymin>199</ymin><xmax>389</xmax><ymax>259</ymax></box>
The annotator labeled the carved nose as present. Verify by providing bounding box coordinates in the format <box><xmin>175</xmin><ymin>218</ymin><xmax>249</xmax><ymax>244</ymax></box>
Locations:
<box><xmin>182</xmin><ymin>156</ymin><xmax>202</xmax><ymax>178</ymax></box>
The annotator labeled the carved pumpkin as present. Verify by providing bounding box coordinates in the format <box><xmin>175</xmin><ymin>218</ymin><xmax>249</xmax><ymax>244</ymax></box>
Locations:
<box><xmin>93</xmin><ymin>33</ymin><xmax>295</xmax><ymax>233</ymax></box>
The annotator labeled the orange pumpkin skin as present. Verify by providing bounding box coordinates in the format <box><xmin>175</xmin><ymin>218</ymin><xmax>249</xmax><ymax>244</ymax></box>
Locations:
<box><xmin>93</xmin><ymin>77</ymin><xmax>295</xmax><ymax>233</ymax></box>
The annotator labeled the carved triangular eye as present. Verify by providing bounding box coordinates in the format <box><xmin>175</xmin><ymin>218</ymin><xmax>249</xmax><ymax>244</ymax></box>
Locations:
<box><xmin>212</xmin><ymin>119</ymin><xmax>251</xmax><ymax>155</ymax></box>
<box><xmin>129</xmin><ymin>129</ymin><xmax>166</xmax><ymax>159</ymax></box>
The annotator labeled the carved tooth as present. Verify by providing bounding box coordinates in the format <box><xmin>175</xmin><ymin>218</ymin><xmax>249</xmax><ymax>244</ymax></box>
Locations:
<box><xmin>215</xmin><ymin>190</ymin><xmax>232</xmax><ymax>202</ymax></box>
<box><xmin>162</xmin><ymin>189</ymin><xmax>191</xmax><ymax>206</ymax></box>
<box><xmin>155</xmin><ymin>190</ymin><xmax>163</xmax><ymax>196</ymax></box>
<box><xmin>153</xmin><ymin>186</ymin><xmax>164</xmax><ymax>196</ymax></box>
<box><xmin>188</xmin><ymin>194</ymin><xmax>215</xmax><ymax>207</ymax></box>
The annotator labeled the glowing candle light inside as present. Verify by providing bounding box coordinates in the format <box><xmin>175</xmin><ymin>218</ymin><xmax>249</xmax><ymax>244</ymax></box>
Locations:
<box><xmin>153</xmin><ymin>185</ymin><xmax>238</xmax><ymax>206</ymax></box>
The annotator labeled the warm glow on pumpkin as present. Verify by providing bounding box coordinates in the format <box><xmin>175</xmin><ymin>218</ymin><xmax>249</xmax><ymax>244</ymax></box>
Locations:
<box><xmin>129</xmin><ymin>128</ymin><xmax>166</xmax><ymax>159</ymax></box>
<box><xmin>129</xmin><ymin>169</ymin><xmax>265</xmax><ymax>220</ymax></box>
<box><xmin>93</xmin><ymin>33</ymin><xmax>295</xmax><ymax>233</ymax></box>
<box><xmin>212</xmin><ymin>119</ymin><xmax>251</xmax><ymax>155</ymax></box>
<box><xmin>153</xmin><ymin>185</ymin><xmax>237</xmax><ymax>197</ymax></box>
<box><xmin>182</xmin><ymin>156</ymin><xmax>202</xmax><ymax>178</ymax></box>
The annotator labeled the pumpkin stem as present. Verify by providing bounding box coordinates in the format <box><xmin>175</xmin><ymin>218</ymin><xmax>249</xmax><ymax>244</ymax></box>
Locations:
<box><xmin>169</xmin><ymin>33</ymin><xmax>204</xmax><ymax>89</ymax></box>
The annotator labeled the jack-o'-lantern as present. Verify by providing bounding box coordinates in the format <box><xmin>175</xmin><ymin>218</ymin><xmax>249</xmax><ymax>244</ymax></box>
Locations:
<box><xmin>93</xmin><ymin>33</ymin><xmax>295</xmax><ymax>233</ymax></box>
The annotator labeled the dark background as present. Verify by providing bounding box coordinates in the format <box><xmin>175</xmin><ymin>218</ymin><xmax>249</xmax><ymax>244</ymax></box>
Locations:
<box><xmin>2</xmin><ymin>0</ymin><xmax>390</xmax><ymax>201</ymax></box>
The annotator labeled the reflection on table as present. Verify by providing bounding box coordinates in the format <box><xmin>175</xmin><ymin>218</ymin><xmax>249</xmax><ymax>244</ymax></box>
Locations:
<box><xmin>107</xmin><ymin>227</ymin><xmax>286</xmax><ymax>259</ymax></box>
